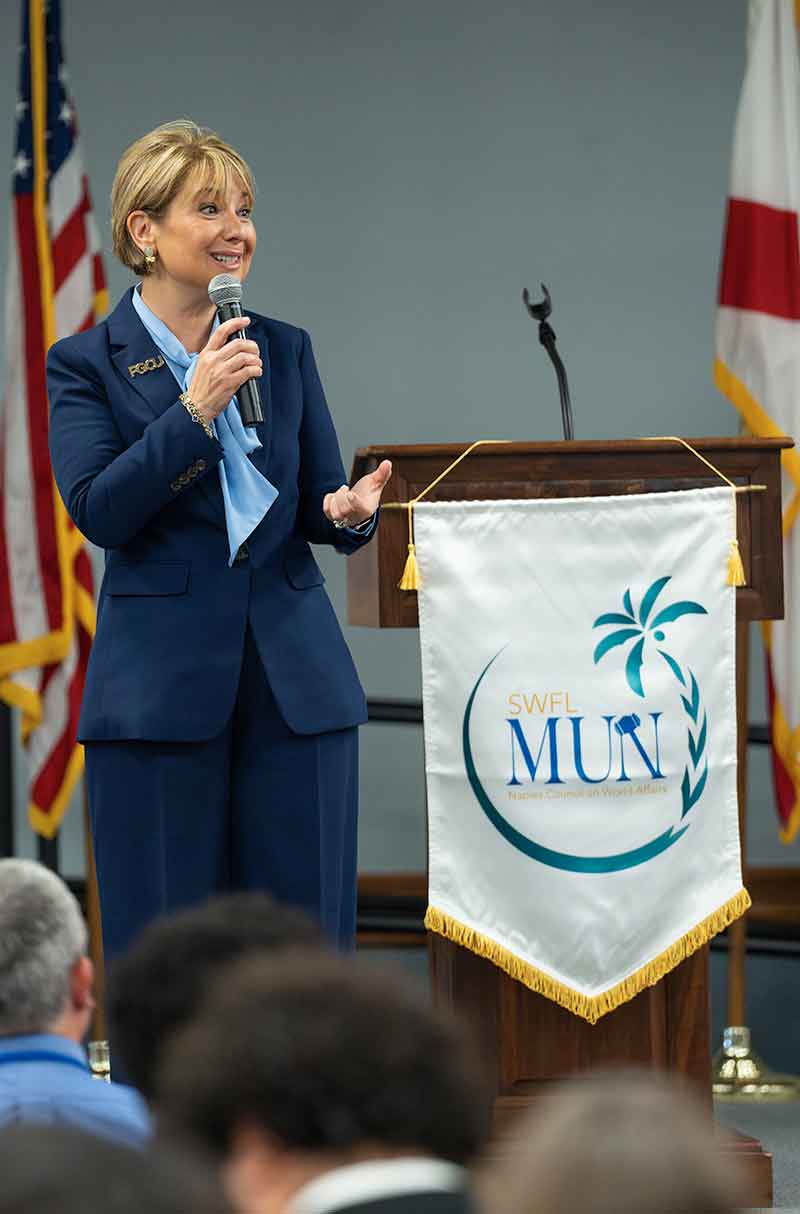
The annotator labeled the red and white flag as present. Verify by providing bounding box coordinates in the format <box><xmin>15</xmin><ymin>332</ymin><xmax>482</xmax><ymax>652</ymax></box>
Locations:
<box><xmin>0</xmin><ymin>0</ymin><xmax>105</xmax><ymax>837</ymax></box>
<box><xmin>716</xmin><ymin>0</ymin><xmax>800</xmax><ymax>842</ymax></box>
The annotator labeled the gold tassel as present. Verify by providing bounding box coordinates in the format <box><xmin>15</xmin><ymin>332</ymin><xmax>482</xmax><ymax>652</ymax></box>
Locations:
<box><xmin>727</xmin><ymin>538</ymin><xmax>746</xmax><ymax>587</ymax></box>
<box><xmin>398</xmin><ymin>543</ymin><xmax>420</xmax><ymax>590</ymax></box>
<box><xmin>642</xmin><ymin>439</ymin><xmax>765</xmax><ymax>589</ymax></box>
<box><xmin>399</xmin><ymin>502</ymin><xmax>421</xmax><ymax>590</ymax></box>
<box><xmin>391</xmin><ymin>442</ymin><xmax>513</xmax><ymax>590</ymax></box>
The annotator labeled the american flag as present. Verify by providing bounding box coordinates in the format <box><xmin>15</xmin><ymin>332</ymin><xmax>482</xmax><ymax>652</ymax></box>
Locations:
<box><xmin>0</xmin><ymin>0</ymin><xmax>105</xmax><ymax>837</ymax></box>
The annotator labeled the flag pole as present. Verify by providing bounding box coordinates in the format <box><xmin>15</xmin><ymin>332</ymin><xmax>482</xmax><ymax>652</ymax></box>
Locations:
<box><xmin>712</xmin><ymin>619</ymin><xmax>798</xmax><ymax>1098</ymax></box>
<box><xmin>83</xmin><ymin>786</ymin><xmax>108</xmax><ymax>1044</ymax></box>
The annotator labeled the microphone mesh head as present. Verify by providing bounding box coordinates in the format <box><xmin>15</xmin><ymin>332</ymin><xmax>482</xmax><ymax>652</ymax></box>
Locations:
<box><xmin>208</xmin><ymin>273</ymin><xmax>243</xmax><ymax>307</ymax></box>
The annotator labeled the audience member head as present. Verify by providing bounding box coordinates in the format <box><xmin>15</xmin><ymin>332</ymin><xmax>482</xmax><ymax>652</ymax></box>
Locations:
<box><xmin>0</xmin><ymin>1123</ymin><xmax>231</xmax><ymax>1214</ymax></box>
<box><xmin>0</xmin><ymin>859</ymin><xmax>92</xmax><ymax>1042</ymax></box>
<box><xmin>158</xmin><ymin>952</ymin><xmax>489</xmax><ymax>1213</ymax></box>
<box><xmin>107</xmin><ymin>892</ymin><xmax>320</xmax><ymax>1101</ymax></box>
<box><xmin>489</xmin><ymin>1068</ymin><xmax>741</xmax><ymax>1214</ymax></box>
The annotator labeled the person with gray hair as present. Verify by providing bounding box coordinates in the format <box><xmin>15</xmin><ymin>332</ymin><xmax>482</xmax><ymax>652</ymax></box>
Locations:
<box><xmin>0</xmin><ymin>859</ymin><xmax>150</xmax><ymax>1146</ymax></box>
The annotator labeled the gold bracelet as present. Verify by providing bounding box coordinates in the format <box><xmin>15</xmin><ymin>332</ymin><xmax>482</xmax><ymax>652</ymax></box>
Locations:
<box><xmin>179</xmin><ymin>391</ymin><xmax>214</xmax><ymax>440</ymax></box>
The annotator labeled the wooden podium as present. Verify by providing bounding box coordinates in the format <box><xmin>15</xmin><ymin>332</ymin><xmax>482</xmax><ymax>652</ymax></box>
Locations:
<box><xmin>347</xmin><ymin>437</ymin><xmax>791</xmax><ymax>1207</ymax></box>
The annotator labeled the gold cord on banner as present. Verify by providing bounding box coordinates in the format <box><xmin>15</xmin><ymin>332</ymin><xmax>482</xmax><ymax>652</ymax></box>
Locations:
<box><xmin>393</xmin><ymin>441</ymin><xmax>513</xmax><ymax>589</ymax></box>
<box><xmin>388</xmin><ymin>436</ymin><xmax>766</xmax><ymax>590</ymax></box>
<box><xmin>645</xmin><ymin>436</ymin><xmax>766</xmax><ymax>588</ymax></box>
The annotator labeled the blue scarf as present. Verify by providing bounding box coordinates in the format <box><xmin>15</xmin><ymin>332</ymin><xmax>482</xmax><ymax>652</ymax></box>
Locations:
<box><xmin>132</xmin><ymin>288</ymin><xmax>278</xmax><ymax>565</ymax></box>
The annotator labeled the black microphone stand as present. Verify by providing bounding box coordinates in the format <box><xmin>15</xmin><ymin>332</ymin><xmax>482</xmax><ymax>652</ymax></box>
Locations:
<box><xmin>522</xmin><ymin>284</ymin><xmax>574</xmax><ymax>440</ymax></box>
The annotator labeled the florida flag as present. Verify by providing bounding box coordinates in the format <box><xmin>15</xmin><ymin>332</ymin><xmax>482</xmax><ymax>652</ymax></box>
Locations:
<box><xmin>716</xmin><ymin>0</ymin><xmax>800</xmax><ymax>842</ymax></box>
<box><xmin>0</xmin><ymin>1</ymin><xmax>105</xmax><ymax>836</ymax></box>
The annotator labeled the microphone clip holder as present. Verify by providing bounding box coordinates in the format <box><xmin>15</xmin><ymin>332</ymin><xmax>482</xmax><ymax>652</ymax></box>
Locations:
<box><xmin>522</xmin><ymin>283</ymin><xmax>575</xmax><ymax>441</ymax></box>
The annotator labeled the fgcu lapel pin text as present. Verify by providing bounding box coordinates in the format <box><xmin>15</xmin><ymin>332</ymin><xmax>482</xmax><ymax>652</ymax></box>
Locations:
<box><xmin>128</xmin><ymin>355</ymin><xmax>166</xmax><ymax>378</ymax></box>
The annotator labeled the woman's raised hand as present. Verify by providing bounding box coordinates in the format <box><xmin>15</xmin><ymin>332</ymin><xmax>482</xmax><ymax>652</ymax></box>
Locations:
<box><xmin>323</xmin><ymin>459</ymin><xmax>393</xmax><ymax>528</ymax></box>
<box><xmin>188</xmin><ymin>317</ymin><xmax>263</xmax><ymax>421</ymax></box>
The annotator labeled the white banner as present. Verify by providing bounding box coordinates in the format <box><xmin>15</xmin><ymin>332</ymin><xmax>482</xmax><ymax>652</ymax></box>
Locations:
<box><xmin>416</xmin><ymin>487</ymin><xmax>749</xmax><ymax>1022</ymax></box>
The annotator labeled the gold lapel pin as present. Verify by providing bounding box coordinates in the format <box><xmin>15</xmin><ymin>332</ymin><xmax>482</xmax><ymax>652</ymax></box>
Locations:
<box><xmin>128</xmin><ymin>354</ymin><xmax>166</xmax><ymax>378</ymax></box>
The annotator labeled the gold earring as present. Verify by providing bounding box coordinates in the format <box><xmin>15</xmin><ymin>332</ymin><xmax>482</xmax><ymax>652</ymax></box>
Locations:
<box><xmin>143</xmin><ymin>245</ymin><xmax>157</xmax><ymax>271</ymax></box>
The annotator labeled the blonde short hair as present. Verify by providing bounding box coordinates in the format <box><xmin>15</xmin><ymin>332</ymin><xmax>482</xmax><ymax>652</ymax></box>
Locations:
<box><xmin>111</xmin><ymin>120</ymin><xmax>256</xmax><ymax>275</ymax></box>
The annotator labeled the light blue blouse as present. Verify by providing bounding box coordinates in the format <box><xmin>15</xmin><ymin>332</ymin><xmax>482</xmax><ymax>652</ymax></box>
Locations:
<box><xmin>132</xmin><ymin>287</ymin><xmax>278</xmax><ymax>565</ymax></box>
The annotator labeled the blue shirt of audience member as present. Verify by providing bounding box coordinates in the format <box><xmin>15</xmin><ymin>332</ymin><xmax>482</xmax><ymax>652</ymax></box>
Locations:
<box><xmin>0</xmin><ymin>1034</ymin><xmax>150</xmax><ymax>1148</ymax></box>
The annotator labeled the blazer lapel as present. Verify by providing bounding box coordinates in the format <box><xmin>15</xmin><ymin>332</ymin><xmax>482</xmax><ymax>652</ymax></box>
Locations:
<box><xmin>247</xmin><ymin>326</ymin><xmax>273</xmax><ymax>471</ymax></box>
<box><xmin>107</xmin><ymin>289</ymin><xmax>183</xmax><ymax>422</ymax></box>
<box><xmin>107</xmin><ymin>289</ymin><xmax>226</xmax><ymax>523</ymax></box>
<box><xmin>106</xmin><ymin>291</ymin><xmax>276</xmax><ymax>520</ymax></box>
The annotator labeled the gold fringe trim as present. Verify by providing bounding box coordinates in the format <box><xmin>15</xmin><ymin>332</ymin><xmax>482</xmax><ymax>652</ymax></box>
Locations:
<box><xmin>761</xmin><ymin>620</ymin><xmax>800</xmax><ymax>845</ymax></box>
<box><xmin>28</xmin><ymin>743</ymin><xmax>85</xmax><ymax>839</ymax></box>
<box><xmin>780</xmin><ymin>801</ymin><xmax>800</xmax><ymax>846</ymax></box>
<box><xmin>425</xmin><ymin>888</ymin><xmax>751</xmax><ymax>1025</ymax></box>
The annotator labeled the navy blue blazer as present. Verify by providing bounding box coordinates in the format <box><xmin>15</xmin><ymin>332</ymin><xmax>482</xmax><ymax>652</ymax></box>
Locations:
<box><xmin>47</xmin><ymin>288</ymin><xmax>372</xmax><ymax>741</ymax></box>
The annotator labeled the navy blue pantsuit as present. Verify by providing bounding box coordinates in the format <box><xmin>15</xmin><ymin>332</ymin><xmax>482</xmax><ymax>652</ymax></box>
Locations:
<box><xmin>47</xmin><ymin>289</ymin><xmax>373</xmax><ymax>959</ymax></box>
<box><xmin>86</xmin><ymin>628</ymin><xmax>358</xmax><ymax>959</ymax></box>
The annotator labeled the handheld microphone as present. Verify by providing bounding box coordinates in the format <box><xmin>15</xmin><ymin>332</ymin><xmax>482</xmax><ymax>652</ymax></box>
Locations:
<box><xmin>207</xmin><ymin>273</ymin><xmax>263</xmax><ymax>426</ymax></box>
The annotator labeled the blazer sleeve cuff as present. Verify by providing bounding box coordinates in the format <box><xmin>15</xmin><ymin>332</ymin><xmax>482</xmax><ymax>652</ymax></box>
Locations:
<box><xmin>344</xmin><ymin>512</ymin><xmax>377</xmax><ymax>538</ymax></box>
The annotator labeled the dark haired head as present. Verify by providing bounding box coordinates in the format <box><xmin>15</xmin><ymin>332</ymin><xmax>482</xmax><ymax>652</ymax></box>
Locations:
<box><xmin>0</xmin><ymin>1123</ymin><xmax>231</xmax><ymax>1214</ymax></box>
<box><xmin>107</xmin><ymin>892</ymin><xmax>320</xmax><ymax>1099</ymax></box>
<box><xmin>159</xmin><ymin>951</ymin><xmax>489</xmax><ymax>1165</ymax></box>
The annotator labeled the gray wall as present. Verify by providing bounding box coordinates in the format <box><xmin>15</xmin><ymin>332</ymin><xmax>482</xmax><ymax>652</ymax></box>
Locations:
<box><xmin>0</xmin><ymin>0</ymin><xmax>793</xmax><ymax>889</ymax></box>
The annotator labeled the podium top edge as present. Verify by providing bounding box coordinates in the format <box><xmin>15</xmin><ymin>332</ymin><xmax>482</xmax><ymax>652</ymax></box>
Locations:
<box><xmin>353</xmin><ymin>437</ymin><xmax>794</xmax><ymax>457</ymax></box>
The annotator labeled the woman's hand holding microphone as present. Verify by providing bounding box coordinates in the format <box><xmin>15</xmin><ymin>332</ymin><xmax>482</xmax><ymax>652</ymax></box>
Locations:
<box><xmin>187</xmin><ymin>317</ymin><xmax>262</xmax><ymax>422</ymax></box>
<box><xmin>186</xmin><ymin>316</ymin><xmax>391</xmax><ymax>529</ymax></box>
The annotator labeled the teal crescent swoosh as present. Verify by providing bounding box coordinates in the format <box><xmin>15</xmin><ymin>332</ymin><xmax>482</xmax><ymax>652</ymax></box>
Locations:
<box><xmin>462</xmin><ymin>651</ymin><xmax>689</xmax><ymax>874</ymax></box>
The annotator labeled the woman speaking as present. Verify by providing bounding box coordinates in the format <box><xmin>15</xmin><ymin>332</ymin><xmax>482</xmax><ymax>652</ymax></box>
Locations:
<box><xmin>47</xmin><ymin>120</ymin><xmax>391</xmax><ymax>959</ymax></box>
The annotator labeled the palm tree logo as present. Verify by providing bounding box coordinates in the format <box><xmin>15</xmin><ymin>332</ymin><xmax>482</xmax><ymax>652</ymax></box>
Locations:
<box><xmin>593</xmin><ymin>575</ymin><xmax>709</xmax><ymax>819</ymax></box>
<box><xmin>460</xmin><ymin>573</ymin><xmax>711</xmax><ymax>870</ymax></box>
<box><xmin>592</xmin><ymin>575</ymin><xmax>707</xmax><ymax>697</ymax></box>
